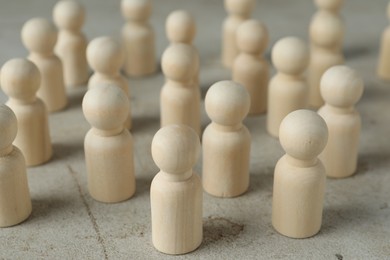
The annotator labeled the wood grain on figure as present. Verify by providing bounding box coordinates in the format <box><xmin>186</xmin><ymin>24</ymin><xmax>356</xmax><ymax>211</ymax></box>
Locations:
<box><xmin>222</xmin><ymin>0</ymin><xmax>255</xmax><ymax>68</ymax></box>
<box><xmin>121</xmin><ymin>0</ymin><xmax>156</xmax><ymax>77</ymax></box>
<box><xmin>160</xmin><ymin>44</ymin><xmax>200</xmax><ymax>136</ymax></box>
<box><xmin>272</xmin><ymin>109</ymin><xmax>328</xmax><ymax>238</ymax></box>
<box><xmin>233</xmin><ymin>19</ymin><xmax>268</xmax><ymax>115</ymax></box>
<box><xmin>87</xmin><ymin>36</ymin><xmax>131</xmax><ymax>129</ymax></box>
<box><xmin>377</xmin><ymin>2</ymin><xmax>390</xmax><ymax>80</ymax></box>
<box><xmin>0</xmin><ymin>105</ymin><xmax>32</xmax><ymax>227</ymax></box>
<box><xmin>267</xmin><ymin>37</ymin><xmax>310</xmax><ymax>138</ymax></box>
<box><xmin>151</xmin><ymin>125</ymin><xmax>202</xmax><ymax>255</ymax></box>
<box><xmin>1</xmin><ymin>59</ymin><xmax>52</xmax><ymax>166</ymax></box>
<box><xmin>82</xmin><ymin>84</ymin><xmax>135</xmax><ymax>203</ymax></box>
<box><xmin>53</xmin><ymin>0</ymin><xmax>89</xmax><ymax>87</ymax></box>
<box><xmin>202</xmin><ymin>81</ymin><xmax>251</xmax><ymax>198</ymax></box>
<box><xmin>318</xmin><ymin>65</ymin><xmax>364</xmax><ymax>178</ymax></box>
<box><xmin>21</xmin><ymin>18</ymin><xmax>68</xmax><ymax>112</ymax></box>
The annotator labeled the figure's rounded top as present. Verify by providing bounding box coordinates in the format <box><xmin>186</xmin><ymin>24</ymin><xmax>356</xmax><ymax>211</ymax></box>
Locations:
<box><xmin>53</xmin><ymin>0</ymin><xmax>85</xmax><ymax>31</ymax></box>
<box><xmin>151</xmin><ymin>124</ymin><xmax>200</xmax><ymax>175</ymax></box>
<box><xmin>205</xmin><ymin>80</ymin><xmax>250</xmax><ymax>126</ymax></box>
<box><xmin>82</xmin><ymin>84</ymin><xmax>129</xmax><ymax>132</ymax></box>
<box><xmin>87</xmin><ymin>36</ymin><xmax>124</xmax><ymax>75</ymax></box>
<box><xmin>21</xmin><ymin>17</ymin><xmax>57</xmax><ymax>54</ymax></box>
<box><xmin>320</xmin><ymin>65</ymin><xmax>364</xmax><ymax>108</ymax></box>
<box><xmin>271</xmin><ymin>36</ymin><xmax>309</xmax><ymax>75</ymax></box>
<box><xmin>315</xmin><ymin>0</ymin><xmax>344</xmax><ymax>12</ymax></box>
<box><xmin>0</xmin><ymin>105</ymin><xmax>18</xmax><ymax>150</ymax></box>
<box><xmin>310</xmin><ymin>12</ymin><xmax>343</xmax><ymax>48</ymax></box>
<box><xmin>225</xmin><ymin>0</ymin><xmax>255</xmax><ymax>17</ymax></box>
<box><xmin>161</xmin><ymin>43</ymin><xmax>196</xmax><ymax>82</ymax></box>
<box><xmin>236</xmin><ymin>20</ymin><xmax>268</xmax><ymax>55</ymax></box>
<box><xmin>279</xmin><ymin>109</ymin><xmax>328</xmax><ymax>160</ymax></box>
<box><xmin>166</xmin><ymin>10</ymin><xmax>196</xmax><ymax>44</ymax></box>
<box><xmin>1</xmin><ymin>58</ymin><xmax>41</xmax><ymax>102</ymax></box>
<box><xmin>121</xmin><ymin>0</ymin><xmax>151</xmax><ymax>22</ymax></box>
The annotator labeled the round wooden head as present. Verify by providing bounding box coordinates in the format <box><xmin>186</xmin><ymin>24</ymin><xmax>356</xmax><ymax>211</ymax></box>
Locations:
<box><xmin>0</xmin><ymin>105</ymin><xmax>18</xmax><ymax>151</ymax></box>
<box><xmin>224</xmin><ymin>0</ymin><xmax>255</xmax><ymax>17</ymax></box>
<box><xmin>315</xmin><ymin>0</ymin><xmax>343</xmax><ymax>12</ymax></box>
<box><xmin>53</xmin><ymin>0</ymin><xmax>85</xmax><ymax>31</ymax></box>
<box><xmin>82</xmin><ymin>84</ymin><xmax>129</xmax><ymax>132</ymax></box>
<box><xmin>0</xmin><ymin>58</ymin><xmax>41</xmax><ymax>102</ymax></box>
<box><xmin>271</xmin><ymin>36</ymin><xmax>309</xmax><ymax>75</ymax></box>
<box><xmin>166</xmin><ymin>10</ymin><xmax>196</xmax><ymax>44</ymax></box>
<box><xmin>161</xmin><ymin>43</ymin><xmax>196</xmax><ymax>82</ymax></box>
<box><xmin>320</xmin><ymin>65</ymin><xmax>364</xmax><ymax>108</ymax></box>
<box><xmin>205</xmin><ymin>80</ymin><xmax>250</xmax><ymax>126</ymax></box>
<box><xmin>237</xmin><ymin>20</ymin><xmax>268</xmax><ymax>55</ymax></box>
<box><xmin>21</xmin><ymin>18</ymin><xmax>57</xmax><ymax>54</ymax></box>
<box><xmin>279</xmin><ymin>110</ymin><xmax>328</xmax><ymax>161</ymax></box>
<box><xmin>151</xmin><ymin>124</ymin><xmax>200</xmax><ymax>175</ymax></box>
<box><xmin>121</xmin><ymin>0</ymin><xmax>151</xmax><ymax>22</ymax></box>
<box><xmin>87</xmin><ymin>36</ymin><xmax>124</xmax><ymax>75</ymax></box>
<box><xmin>310</xmin><ymin>13</ymin><xmax>343</xmax><ymax>48</ymax></box>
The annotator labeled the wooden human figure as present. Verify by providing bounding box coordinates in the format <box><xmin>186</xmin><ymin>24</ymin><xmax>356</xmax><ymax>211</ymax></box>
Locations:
<box><xmin>82</xmin><ymin>84</ymin><xmax>135</xmax><ymax>203</ymax></box>
<box><xmin>87</xmin><ymin>36</ymin><xmax>131</xmax><ymax>129</ymax></box>
<box><xmin>272</xmin><ymin>109</ymin><xmax>328</xmax><ymax>238</ymax></box>
<box><xmin>1</xmin><ymin>58</ymin><xmax>52</xmax><ymax>166</ymax></box>
<box><xmin>318</xmin><ymin>65</ymin><xmax>364</xmax><ymax>178</ymax></box>
<box><xmin>121</xmin><ymin>0</ymin><xmax>156</xmax><ymax>77</ymax></box>
<box><xmin>0</xmin><ymin>105</ymin><xmax>32</xmax><ymax>227</ymax></box>
<box><xmin>222</xmin><ymin>0</ymin><xmax>255</xmax><ymax>68</ymax></box>
<box><xmin>308</xmin><ymin>0</ymin><xmax>344</xmax><ymax>108</ymax></box>
<box><xmin>21</xmin><ymin>17</ymin><xmax>68</xmax><ymax>112</ymax></box>
<box><xmin>166</xmin><ymin>10</ymin><xmax>199</xmax><ymax>87</ymax></box>
<box><xmin>160</xmin><ymin>44</ymin><xmax>200</xmax><ymax>136</ymax></box>
<box><xmin>377</xmin><ymin>2</ymin><xmax>390</xmax><ymax>80</ymax></box>
<box><xmin>267</xmin><ymin>37</ymin><xmax>310</xmax><ymax>138</ymax></box>
<box><xmin>151</xmin><ymin>124</ymin><xmax>202</xmax><ymax>255</ymax></box>
<box><xmin>233</xmin><ymin>20</ymin><xmax>268</xmax><ymax>115</ymax></box>
<box><xmin>202</xmin><ymin>81</ymin><xmax>251</xmax><ymax>197</ymax></box>
<box><xmin>53</xmin><ymin>0</ymin><xmax>89</xmax><ymax>87</ymax></box>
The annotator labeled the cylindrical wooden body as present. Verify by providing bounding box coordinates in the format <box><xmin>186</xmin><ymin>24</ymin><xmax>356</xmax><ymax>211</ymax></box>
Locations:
<box><xmin>377</xmin><ymin>27</ymin><xmax>390</xmax><ymax>80</ymax></box>
<box><xmin>222</xmin><ymin>16</ymin><xmax>245</xmax><ymax>68</ymax></box>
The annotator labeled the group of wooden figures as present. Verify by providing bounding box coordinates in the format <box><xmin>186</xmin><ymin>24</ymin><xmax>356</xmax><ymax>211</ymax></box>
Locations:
<box><xmin>0</xmin><ymin>0</ymin><xmax>389</xmax><ymax>256</ymax></box>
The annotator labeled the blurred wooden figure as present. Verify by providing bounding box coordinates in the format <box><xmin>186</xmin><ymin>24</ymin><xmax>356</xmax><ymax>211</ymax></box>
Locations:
<box><xmin>318</xmin><ymin>65</ymin><xmax>364</xmax><ymax>178</ymax></box>
<box><xmin>377</xmin><ymin>2</ymin><xmax>390</xmax><ymax>80</ymax></box>
<box><xmin>151</xmin><ymin>124</ymin><xmax>202</xmax><ymax>254</ymax></box>
<box><xmin>21</xmin><ymin>17</ymin><xmax>68</xmax><ymax>112</ymax></box>
<box><xmin>1</xmin><ymin>58</ymin><xmax>52</xmax><ymax>166</ymax></box>
<box><xmin>272</xmin><ymin>109</ymin><xmax>328</xmax><ymax>238</ymax></box>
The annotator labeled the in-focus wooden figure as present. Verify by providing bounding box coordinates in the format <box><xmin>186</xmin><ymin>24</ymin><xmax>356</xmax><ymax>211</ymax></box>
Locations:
<box><xmin>53</xmin><ymin>0</ymin><xmax>89</xmax><ymax>87</ymax></box>
<box><xmin>318</xmin><ymin>65</ymin><xmax>364</xmax><ymax>178</ymax></box>
<box><xmin>21</xmin><ymin>17</ymin><xmax>68</xmax><ymax>112</ymax></box>
<box><xmin>267</xmin><ymin>37</ymin><xmax>310</xmax><ymax>138</ymax></box>
<box><xmin>272</xmin><ymin>109</ymin><xmax>328</xmax><ymax>238</ymax></box>
<box><xmin>233</xmin><ymin>19</ymin><xmax>268</xmax><ymax>115</ymax></box>
<box><xmin>377</xmin><ymin>2</ymin><xmax>390</xmax><ymax>80</ymax></box>
<box><xmin>82</xmin><ymin>84</ymin><xmax>135</xmax><ymax>203</ymax></box>
<box><xmin>202</xmin><ymin>81</ymin><xmax>251</xmax><ymax>197</ymax></box>
<box><xmin>121</xmin><ymin>0</ymin><xmax>156</xmax><ymax>77</ymax></box>
<box><xmin>1</xmin><ymin>58</ymin><xmax>52</xmax><ymax>166</ymax></box>
<box><xmin>0</xmin><ymin>105</ymin><xmax>32</xmax><ymax>227</ymax></box>
<box><xmin>151</xmin><ymin>124</ymin><xmax>202</xmax><ymax>255</ymax></box>
<box><xmin>222</xmin><ymin>0</ymin><xmax>255</xmax><ymax>68</ymax></box>
<box><xmin>160</xmin><ymin>44</ymin><xmax>200</xmax><ymax>136</ymax></box>
<box><xmin>87</xmin><ymin>36</ymin><xmax>131</xmax><ymax>129</ymax></box>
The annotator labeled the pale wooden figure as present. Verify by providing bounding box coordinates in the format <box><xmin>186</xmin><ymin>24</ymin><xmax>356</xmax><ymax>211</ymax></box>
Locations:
<box><xmin>21</xmin><ymin>18</ymin><xmax>68</xmax><ymax>112</ymax></box>
<box><xmin>202</xmin><ymin>81</ymin><xmax>251</xmax><ymax>197</ymax></box>
<box><xmin>318</xmin><ymin>66</ymin><xmax>364</xmax><ymax>178</ymax></box>
<box><xmin>87</xmin><ymin>36</ymin><xmax>131</xmax><ymax>129</ymax></box>
<box><xmin>166</xmin><ymin>10</ymin><xmax>199</xmax><ymax>87</ymax></box>
<box><xmin>0</xmin><ymin>105</ymin><xmax>32</xmax><ymax>227</ymax></box>
<box><xmin>82</xmin><ymin>84</ymin><xmax>135</xmax><ymax>203</ymax></box>
<box><xmin>160</xmin><ymin>44</ymin><xmax>200</xmax><ymax>136</ymax></box>
<box><xmin>377</xmin><ymin>2</ymin><xmax>390</xmax><ymax>80</ymax></box>
<box><xmin>267</xmin><ymin>37</ymin><xmax>310</xmax><ymax>138</ymax></box>
<box><xmin>151</xmin><ymin>124</ymin><xmax>202</xmax><ymax>255</ymax></box>
<box><xmin>272</xmin><ymin>109</ymin><xmax>328</xmax><ymax>238</ymax></box>
<box><xmin>1</xmin><ymin>59</ymin><xmax>52</xmax><ymax>166</ymax></box>
<box><xmin>121</xmin><ymin>0</ymin><xmax>156</xmax><ymax>77</ymax></box>
<box><xmin>233</xmin><ymin>20</ymin><xmax>268</xmax><ymax>115</ymax></box>
<box><xmin>53</xmin><ymin>0</ymin><xmax>89</xmax><ymax>87</ymax></box>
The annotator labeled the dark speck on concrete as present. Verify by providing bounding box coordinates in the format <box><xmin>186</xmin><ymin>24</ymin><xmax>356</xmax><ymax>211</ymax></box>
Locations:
<box><xmin>335</xmin><ymin>253</ymin><xmax>343</xmax><ymax>260</ymax></box>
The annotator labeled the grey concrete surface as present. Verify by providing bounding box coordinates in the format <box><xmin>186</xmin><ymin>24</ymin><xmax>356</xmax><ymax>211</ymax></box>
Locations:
<box><xmin>0</xmin><ymin>0</ymin><xmax>389</xmax><ymax>259</ymax></box>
